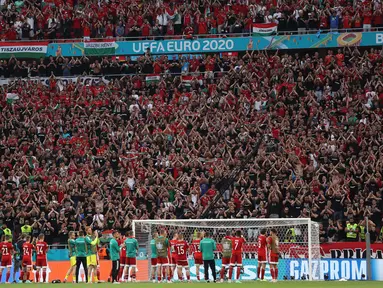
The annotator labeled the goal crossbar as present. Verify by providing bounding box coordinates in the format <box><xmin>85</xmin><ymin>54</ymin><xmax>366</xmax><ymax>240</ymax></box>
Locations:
<box><xmin>132</xmin><ymin>218</ymin><xmax>312</xmax><ymax>228</ymax></box>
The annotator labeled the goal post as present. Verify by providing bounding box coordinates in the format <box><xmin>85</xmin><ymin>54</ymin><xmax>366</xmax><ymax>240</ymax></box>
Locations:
<box><xmin>132</xmin><ymin>218</ymin><xmax>321</xmax><ymax>281</ymax></box>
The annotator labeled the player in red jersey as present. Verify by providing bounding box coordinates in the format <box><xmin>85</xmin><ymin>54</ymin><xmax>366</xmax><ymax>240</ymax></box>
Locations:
<box><xmin>191</xmin><ymin>231</ymin><xmax>203</xmax><ymax>281</ymax></box>
<box><xmin>117</xmin><ymin>235</ymin><xmax>126</xmax><ymax>281</ymax></box>
<box><xmin>0</xmin><ymin>235</ymin><xmax>14</xmax><ymax>283</ymax></box>
<box><xmin>228</xmin><ymin>230</ymin><xmax>246</xmax><ymax>283</ymax></box>
<box><xmin>21</xmin><ymin>235</ymin><xmax>34</xmax><ymax>283</ymax></box>
<box><xmin>267</xmin><ymin>228</ymin><xmax>280</xmax><ymax>282</ymax></box>
<box><xmin>169</xmin><ymin>233</ymin><xmax>178</xmax><ymax>280</ymax></box>
<box><xmin>257</xmin><ymin>228</ymin><xmax>267</xmax><ymax>281</ymax></box>
<box><xmin>220</xmin><ymin>231</ymin><xmax>232</xmax><ymax>282</ymax></box>
<box><xmin>175</xmin><ymin>234</ymin><xmax>190</xmax><ymax>282</ymax></box>
<box><xmin>35</xmin><ymin>234</ymin><xmax>49</xmax><ymax>283</ymax></box>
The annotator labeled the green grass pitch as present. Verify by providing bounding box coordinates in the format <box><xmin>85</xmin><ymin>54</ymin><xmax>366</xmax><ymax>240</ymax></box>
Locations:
<box><xmin>9</xmin><ymin>282</ymin><xmax>382</xmax><ymax>287</ymax></box>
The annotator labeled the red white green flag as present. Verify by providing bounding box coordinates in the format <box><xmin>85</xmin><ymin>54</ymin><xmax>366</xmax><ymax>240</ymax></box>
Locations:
<box><xmin>84</xmin><ymin>41</ymin><xmax>116</xmax><ymax>56</ymax></box>
<box><xmin>181</xmin><ymin>75</ymin><xmax>203</xmax><ymax>86</ymax></box>
<box><xmin>221</xmin><ymin>52</ymin><xmax>239</xmax><ymax>58</ymax></box>
<box><xmin>252</xmin><ymin>23</ymin><xmax>278</xmax><ymax>36</ymax></box>
<box><xmin>145</xmin><ymin>74</ymin><xmax>161</xmax><ymax>84</ymax></box>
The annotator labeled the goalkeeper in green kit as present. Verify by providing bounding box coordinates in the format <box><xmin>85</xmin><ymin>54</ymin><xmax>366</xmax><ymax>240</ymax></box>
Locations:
<box><xmin>85</xmin><ymin>227</ymin><xmax>99</xmax><ymax>283</ymax></box>
<box><xmin>199</xmin><ymin>231</ymin><xmax>217</xmax><ymax>283</ymax></box>
<box><xmin>75</xmin><ymin>231</ymin><xmax>88</xmax><ymax>283</ymax></box>
<box><xmin>64</xmin><ymin>231</ymin><xmax>77</xmax><ymax>283</ymax></box>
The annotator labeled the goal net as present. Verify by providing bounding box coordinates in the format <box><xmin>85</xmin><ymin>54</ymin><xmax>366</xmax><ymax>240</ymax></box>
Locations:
<box><xmin>132</xmin><ymin>218</ymin><xmax>321</xmax><ymax>282</ymax></box>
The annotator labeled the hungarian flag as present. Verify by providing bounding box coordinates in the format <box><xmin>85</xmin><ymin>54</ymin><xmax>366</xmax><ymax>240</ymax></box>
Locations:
<box><xmin>0</xmin><ymin>42</ymin><xmax>48</xmax><ymax>59</ymax></box>
<box><xmin>112</xmin><ymin>56</ymin><xmax>127</xmax><ymax>62</ymax></box>
<box><xmin>182</xmin><ymin>75</ymin><xmax>203</xmax><ymax>87</ymax></box>
<box><xmin>181</xmin><ymin>75</ymin><xmax>204</xmax><ymax>91</ymax></box>
<box><xmin>100</xmin><ymin>230</ymin><xmax>113</xmax><ymax>243</ymax></box>
<box><xmin>181</xmin><ymin>75</ymin><xmax>193</xmax><ymax>87</ymax></box>
<box><xmin>221</xmin><ymin>52</ymin><xmax>238</xmax><ymax>58</ymax></box>
<box><xmin>84</xmin><ymin>41</ymin><xmax>116</xmax><ymax>56</ymax></box>
<box><xmin>252</xmin><ymin>23</ymin><xmax>278</xmax><ymax>36</ymax></box>
<box><xmin>145</xmin><ymin>74</ymin><xmax>161</xmax><ymax>84</ymax></box>
<box><xmin>166</xmin><ymin>7</ymin><xmax>175</xmax><ymax>17</ymax></box>
<box><xmin>6</xmin><ymin>93</ymin><xmax>19</xmax><ymax>104</ymax></box>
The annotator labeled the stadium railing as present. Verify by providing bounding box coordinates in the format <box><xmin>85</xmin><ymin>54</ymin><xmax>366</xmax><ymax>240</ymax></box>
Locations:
<box><xmin>0</xmin><ymin>71</ymin><xmax>230</xmax><ymax>86</ymax></box>
<box><xmin>1</xmin><ymin>27</ymin><xmax>380</xmax><ymax>43</ymax></box>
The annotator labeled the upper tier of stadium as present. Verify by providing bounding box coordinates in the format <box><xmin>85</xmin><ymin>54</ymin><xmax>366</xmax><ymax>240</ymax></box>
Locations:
<box><xmin>0</xmin><ymin>0</ymin><xmax>381</xmax><ymax>41</ymax></box>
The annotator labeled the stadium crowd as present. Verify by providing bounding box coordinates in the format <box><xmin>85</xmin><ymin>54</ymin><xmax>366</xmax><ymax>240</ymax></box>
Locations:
<box><xmin>1</xmin><ymin>45</ymin><xmax>383</xmax><ymax>245</ymax></box>
<box><xmin>0</xmin><ymin>0</ymin><xmax>382</xmax><ymax>41</ymax></box>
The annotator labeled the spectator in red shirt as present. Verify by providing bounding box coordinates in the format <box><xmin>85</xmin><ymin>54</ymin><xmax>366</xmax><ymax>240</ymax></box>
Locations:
<box><xmin>5</xmin><ymin>25</ymin><xmax>17</xmax><ymax>40</ymax></box>
<box><xmin>193</xmin><ymin>10</ymin><xmax>201</xmax><ymax>33</ymax></box>
<box><xmin>363</xmin><ymin>8</ymin><xmax>373</xmax><ymax>31</ymax></box>
<box><xmin>0</xmin><ymin>15</ymin><xmax>6</xmax><ymax>34</ymax></box>
<box><xmin>167</xmin><ymin>20</ymin><xmax>175</xmax><ymax>36</ymax></box>
<box><xmin>141</xmin><ymin>19</ymin><xmax>151</xmax><ymax>38</ymax></box>
<box><xmin>198</xmin><ymin>17</ymin><xmax>208</xmax><ymax>35</ymax></box>
<box><xmin>184</xmin><ymin>24</ymin><xmax>194</xmax><ymax>39</ymax></box>
<box><xmin>217</xmin><ymin>11</ymin><xmax>227</xmax><ymax>33</ymax></box>
<box><xmin>342</xmin><ymin>12</ymin><xmax>351</xmax><ymax>29</ymax></box>
<box><xmin>373</xmin><ymin>9</ymin><xmax>383</xmax><ymax>27</ymax></box>
<box><xmin>183</xmin><ymin>10</ymin><xmax>193</xmax><ymax>28</ymax></box>
<box><xmin>136</xmin><ymin>15</ymin><xmax>144</xmax><ymax>28</ymax></box>
<box><xmin>319</xmin><ymin>12</ymin><xmax>329</xmax><ymax>29</ymax></box>
<box><xmin>105</xmin><ymin>21</ymin><xmax>114</xmax><ymax>38</ymax></box>
<box><xmin>335</xmin><ymin>49</ymin><xmax>344</xmax><ymax>66</ymax></box>
<box><xmin>208</xmin><ymin>14</ymin><xmax>218</xmax><ymax>34</ymax></box>
<box><xmin>82</xmin><ymin>21</ymin><xmax>91</xmax><ymax>40</ymax></box>
<box><xmin>354</xmin><ymin>12</ymin><xmax>362</xmax><ymax>30</ymax></box>
<box><xmin>324</xmin><ymin>50</ymin><xmax>333</xmax><ymax>66</ymax></box>
<box><xmin>72</xmin><ymin>14</ymin><xmax>82</xmax><ymax>38</ymax></box>
<box><xmin>244</xmin><ymin>14</ymin><xmax>253</xmax><ymax>33</ymax></box>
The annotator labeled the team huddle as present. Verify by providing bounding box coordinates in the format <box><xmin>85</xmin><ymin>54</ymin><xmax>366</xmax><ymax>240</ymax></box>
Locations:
<box><xmin>0</xmin><ymin>227</ymin><xmax>279</xmax><ymax>283</ymax></box>
<box><xmin>110</xmin><ymin>229</ymin><xmax>194</xmax><ymax>283</ymax></box>
<box><xmin>0</xmin><ymin>227</ymin><xmax>103</xmax><ymax>284</ymax></box>
<box><xmin>144</xmin><ymin>228</ymin><xmax>280</xmax><ymax>283</ymax></box>
<box><xmin>0</xmin><ymin>234</ymin><xmax>48</xmax><ymax>283</ymax></box>
<box><xmin>66</xmin><ymin>228</ymin><xmax>102</xmax><ymax>284</ymax></box>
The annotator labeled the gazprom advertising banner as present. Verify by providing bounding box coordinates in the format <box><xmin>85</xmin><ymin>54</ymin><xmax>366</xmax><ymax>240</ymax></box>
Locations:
<box><xmin>186</xmin><ymin>259</ymin><xmax>382</xmax><ymax>281</ymax></box>
<box><xmin>288</xmin><ymin>258</ymin><xmax>382</xmax><ymax>281</ymax></box>
<box><xmin>47</xmin><ymin>32</ymin><xmax>383</xmax><ymax>57</ymax></box>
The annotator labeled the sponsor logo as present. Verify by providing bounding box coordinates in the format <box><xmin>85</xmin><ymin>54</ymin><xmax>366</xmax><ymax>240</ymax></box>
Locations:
<box><xmin>289</xmin><ymin>259</ymin><xmax>366</xmax><ymax>280</ymax></box>
<box><xmin>0</xmin><ymin>46</ymin><xmax>45</xmax><ymax>53</ymax></box>
<box><xmin>84</xmin><ymin>42</ymin><xmax>115</xmax><ymax>49</ymax></box>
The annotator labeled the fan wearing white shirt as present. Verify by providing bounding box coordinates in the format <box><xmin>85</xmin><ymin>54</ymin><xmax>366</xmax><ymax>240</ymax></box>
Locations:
<box><xmin>14</xmin><ymin>16</ymin><xmax>23</xmax><ymax>39</ymax></box>
<box><xmin>26</xmin><ymin>14</ymin><xmax>34</xmax><ymax>37</ymax></box>
<box><xmin>92</xmin><ymin>212</ymin><xmax>105</xmax><ymax>229</ymax></box>
<box><xmin>156</xmin><ymin>9</ymin><xmax>169</xmax><ymax>34</ymax></box>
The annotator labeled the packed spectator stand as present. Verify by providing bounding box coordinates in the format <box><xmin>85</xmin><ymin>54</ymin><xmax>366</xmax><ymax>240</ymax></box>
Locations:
<box><xmin>1</xmin><ymin>44</ymin><xmax>383</xmax><ymax>246</ymax></box>
<box><xmin>0</xmin><ymin>0</ymin><xmax>383</xmax><ymax>41</ymax></box>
